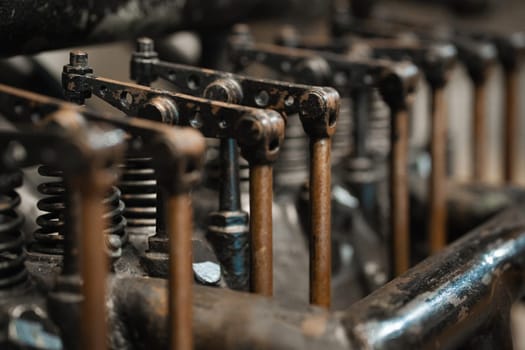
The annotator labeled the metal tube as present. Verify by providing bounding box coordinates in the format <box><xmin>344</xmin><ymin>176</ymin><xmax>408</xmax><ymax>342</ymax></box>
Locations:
<box><xmin>429</xmin><ymin>87</ymin><xmax>447</xmax><ymax>253</ymax></box>
<box><xmin>504</xmin><ymin>69</ymin><xmax>519</xmax><ymax>184</ymax></box>
<box><xmin>78</xmin><ymin>184</ymin><xmax>108</xmax><ymax>350</ymax></box>
<box><xmin>219</xmin><ymin>138</ymin><xmax>241</xmax><ymax>211</ymax></box>
<box><xmin>249</xmin><ymin>164</ymin><xmax>273</xmax><ymax>296</ymax></box>
<box><xmin>112</xmin><ymin>206</ymin><xmax>525</xmax><ymax>350</ymax></box>
<box><xmin>309</xmin><ymin>137</ymin><xmax>332</xmax><ymax>307</ymax></box>
<box><xmin>473</xmin><ymin>82</ymin><xmax>487</xmax><ymax>181</ymax></box>
<box><xmin>166</xmin><ymin>193</ymin><xmax>193</xmax><ymax>350</ymax></box>
<box><xmin>390</xmin><ymin>108</ymin><xmax>410</xmax><ymax>276</ymax></box>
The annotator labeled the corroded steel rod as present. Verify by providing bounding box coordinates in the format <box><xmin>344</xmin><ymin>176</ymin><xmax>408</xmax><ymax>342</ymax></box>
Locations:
<box><xmin>309</xmin><ymin>138</ymin><xmax>332</xmax><ymax>307</ymax></box>
<box><xmin>429</xmin><ymin>87</ymin><xmax>448</xmax><ymax>253</ymax></box>
<box><xmin>249</xmin><ymin>164</ymin><xmax>274</xmax><ymax>296</ymax></box>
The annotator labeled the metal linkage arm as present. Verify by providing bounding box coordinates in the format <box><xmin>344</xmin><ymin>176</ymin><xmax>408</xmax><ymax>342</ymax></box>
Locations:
<box><xmin>277</xmin><ymin>28</ymin><xmax>458</xmax><ymax>255</ymax></box>
<box><xmin>62</xmin><ymin>54</ymin><xmax>285</xmax><ymax>299</ymax></box>
<box><xmin>62</xmin><ymin>52</ymin><xmax>284</xmax><ymax>164</ymax></box>
<box><xmin>131</xmin><ymin>37</ymin><xmax>341</xmax><ymax>300</ymax></box>
<box><xmin>229</xmin><ymin>31</ymin><xmax>419</xmax><ymax>278</ymax></box>
<box><xmin>228</xmin><ymin>36</ymin><xmax>343</xmax><ymax>307</ymax></box>
<box><xmin>328</xmin><ymin>17</ymin><xmax>501</xmax><ymax>183</ymax></box>
<box><xmin>131</xmin><ymin>38</ymin><xmax>339</xmax><ymax>121</ymax></box>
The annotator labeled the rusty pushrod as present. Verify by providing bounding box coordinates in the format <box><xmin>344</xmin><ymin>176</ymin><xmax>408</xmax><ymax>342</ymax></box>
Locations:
<box><xmin>166</xmin><ymin>194</ymin><xmax>194</xmax><ymax>350</ymax></box>
<box><xmin>309</xmin><ymin>138</ymin><xmax>332</xmax><ymax>306</ymax></box>
<box><xmin>249</xmin><ymin>164</ymin><xmax>274</xmax><ymax>296</ymax></box>
<box><xmin>429</xmin><ymin>87</ymin><xmax>448</xmax><ymax>253</ymax></box>
<box><xmin>77</xmin><ymin>180</ymin><xmax>109</xmax><ymax>350</ymax></box>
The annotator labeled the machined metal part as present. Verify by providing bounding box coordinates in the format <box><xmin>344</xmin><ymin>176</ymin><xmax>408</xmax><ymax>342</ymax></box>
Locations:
<box><xmin>0</xmin><ymin>110</ymin><xmax>127</xmax><ymax>350</ymax></box>
<box><xmin>277</xmin><ymin>28</ymin><xmax>459</xmax><ymax>255</ymax></box>
<box><xmin>329</xmin><ymin>16</ymin><xmax>500</xmax><ymax>183</ymax></box>
<box><xmin>228</xmin><ymin>30</ymin><xmax>419</xmax><ymax>277</ymax></box>
<box><xmin>0</xmin><ymin>1</ymin><xmax>524</xmax><ymax>348</ymax></box>
<box><xmin>62</xmin><ymin>52</ymin><xmax>285</xmax><ymax>298</ymax></box>
<box><xmin>130</xmin><ymin>37</ymin><xmax>341</xmax><ymax>305</ymax></box>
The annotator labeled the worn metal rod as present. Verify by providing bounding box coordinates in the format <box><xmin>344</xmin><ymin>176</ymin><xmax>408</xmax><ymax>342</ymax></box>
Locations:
<box><xmin>219</xmin><ymin>138</ymin><xmax>241</xmax><ymax>211</ymax></box>
<box><xmin>390</xmin><ymin>109</ymin><xmax>410</xmax><ymax>276</ymax></box>
<box><xmin>429</xmin><ymin>87</ymin><xmax>447</xmax><ymax>253</ymax></box>
<box><xmin>504</xmin><ymin>69</ymin><xmax>519</xmax><ymax>184</ymax></box>
<box><xmin>309</xmin><ymin>138</ymin><xmax>332</xmax><ymax>307</ymax></box>
<box><xmin>78</xmin><ymin>182</ymin><xmax>109</xmax><ymax>350</ymax></box>
<box><xmin>249</xmin><ymin>164</ymin><xmax>273</xmax><ymax>296</ymax></box>
<box><xmin>473</xmin><ymin>82</ymin><xmax>487</xmax><ymax>182</ymax></box>
<box><xmin>167</xmin><ymin>193</ymin><xmax>194</xmax><ymax>350</ymax></box>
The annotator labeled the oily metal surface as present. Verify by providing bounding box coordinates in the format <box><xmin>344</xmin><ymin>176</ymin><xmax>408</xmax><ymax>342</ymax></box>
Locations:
<box><xmin>342</xmin><ymin>206</ymin><xmax>525</xmax><ymax>350</ymax></box>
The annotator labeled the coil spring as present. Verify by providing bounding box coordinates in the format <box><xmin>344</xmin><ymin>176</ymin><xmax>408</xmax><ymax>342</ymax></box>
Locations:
<box><xmin>368</xmin><ymin>89</ymin><xmax>390</xmax><ymax>159</ymax></box>
<box><xmin>331</xmin><ymin>97</ymin><xmax>353</xmax><ymax>165</ymax></box>
<box><xmin>274</xmin><ymin>114</ymin><xmax>310</xmax><ymax>187</ymax></box>
<box><xmin>33</xmin><ymin>165</ymin><xmax>127</xmax><ymax>257</ymax></box>
<box><xmin>118</xmin><ymin>157</ymin><xmax>157</xmax><ymax>237</ymax></box>
<box><xmin>104</xmin><ymin>186</ymin><xmax>127</xmax><ymax>258</ymax></box>
<box><xmin>0</xmin><ymin>170</ymin><xmax>28</xmax><ymax>290</ymax></box>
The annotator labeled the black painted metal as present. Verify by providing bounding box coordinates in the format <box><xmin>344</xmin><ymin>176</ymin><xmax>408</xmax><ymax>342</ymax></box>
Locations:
<box><xmin>0</xmin><ymin>0</ymin><xmax>261</xmax><ymax>57</ymax></box>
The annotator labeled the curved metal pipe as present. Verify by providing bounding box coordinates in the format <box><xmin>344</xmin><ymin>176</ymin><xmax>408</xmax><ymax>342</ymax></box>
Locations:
<box><xmin>110</xmin><ymin>206</ymin><xmax>525</xmax><ymax>350</ymax></box>
<box><xmin>342</xmin><ymin>206</ymin><xmax>525</xmax><ymax>349</ymax></box>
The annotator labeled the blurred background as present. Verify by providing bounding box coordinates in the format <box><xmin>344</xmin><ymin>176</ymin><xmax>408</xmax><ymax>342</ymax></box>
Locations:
<box><xmin>2</xmin><ymin>0</ymin><xmax>523</xmax><ymax>184</ymax></box>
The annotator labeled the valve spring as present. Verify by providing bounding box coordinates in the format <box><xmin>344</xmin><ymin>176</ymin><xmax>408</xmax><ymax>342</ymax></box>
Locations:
<box><xmin>367</xmin><ymin>89</ymin><xmax>390</xmax><ymax>159</ymax></box>
<box><xmin>118</xmin><ymin>157</ymin><xmax>157</xmax><ymax>237</ymax></box>
<box><xmin>0</xmin><ymin>170</ymin><xmax>28</xmax><ymax>290</ymax></box>
<box><xmin>33</xmin><ymin>165</ymin><xmax>127</xmax><ymax>257</ymax></box>
<box><xmin>274</xmin><ymin>113</ymin><xmax>309</xmax><ymax>187</ymax></box>
<box><xmin>331</xmin><ymin>96</ymin><xmax>353</xmax><ymax>165</ymax></box>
